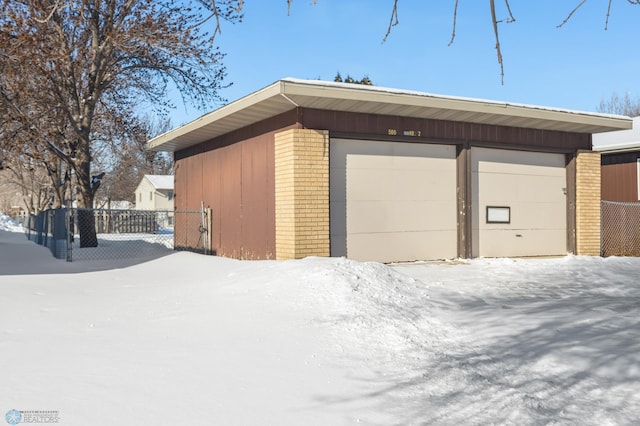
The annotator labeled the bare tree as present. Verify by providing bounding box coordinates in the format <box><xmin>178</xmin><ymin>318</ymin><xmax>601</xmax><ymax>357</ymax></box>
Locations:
<box><xmin>597</xmin><ymin>91</ymin><xmax>640</xmax><ymax>116</ymax></box>
<box><xmin>1</xmin><ymin>0</ymin><xmax>239</xmax><ymax>246</ymax></box>
<box><xmin>96</xmin><ymin>114</ymin><xmax>173</xmax><ymax>208</ymax></box>
<box><xmin>0</xmin><ymin>152</ymin><xmax>55</xmax><ymax>215</ymax></box>
<box><xmin>0</xmin><ymin>102</ymin><xmax>72</xmax><ymax>211</ymax></box>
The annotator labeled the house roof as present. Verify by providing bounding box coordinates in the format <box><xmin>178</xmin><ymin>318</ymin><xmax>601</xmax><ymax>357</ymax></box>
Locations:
<box><xmin>145</xmin><ymin>175</ymin><xmax>174</xmax><ymax>190</ymax></box>
<box><xmin>148</xmin><ymin>78</ymin><xmax>633</xmax><ymax>153</ymax></box>
<box><xmin>593</xmin><ymin>116</ymin><xmax>640</xmax><ymax>153</ymax></box>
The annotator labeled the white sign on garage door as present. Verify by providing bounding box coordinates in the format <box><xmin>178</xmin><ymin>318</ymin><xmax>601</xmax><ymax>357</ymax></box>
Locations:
<box><xmin>330</xmin><ymin>138</ymin><xmax>457</xmax><ymax>262</ymax></box>
<box><xmin>471</xmin><ymin>147</ymin><xmax>567</xmax><ymax>258</ymax></box>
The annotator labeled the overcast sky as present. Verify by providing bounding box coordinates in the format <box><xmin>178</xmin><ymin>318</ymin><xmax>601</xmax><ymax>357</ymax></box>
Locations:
<box><xmin>169</xmin><ymin>1</ymin><xmax>640</xmax><ymax>125</ymax></box>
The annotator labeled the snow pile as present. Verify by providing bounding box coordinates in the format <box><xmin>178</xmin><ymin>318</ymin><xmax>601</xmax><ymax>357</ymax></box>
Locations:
<box><xmin>1</xmin><ymin>251</ymin><xmax>639</xmax><ymax>425</ymax></box>
<box><xmin>0</xmin><ymin>212</ymin><xmax>23</xmax><ymax>232</ymax></box>
<box><xmin>295</xmin><ymin>257</ymin><xmax>462</xmax><ymax>363</ymax></box>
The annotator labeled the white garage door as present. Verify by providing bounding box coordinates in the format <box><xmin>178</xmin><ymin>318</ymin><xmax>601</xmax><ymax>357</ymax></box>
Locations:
<box><xmin>471</xmin><ymin>147</ymin><xmax>567</xmax><ymax>258</ymax></box>
<box><xmin>330</xmin><ymin>138</ymin><xmax>457</xmax><ymax>262</ymax></box>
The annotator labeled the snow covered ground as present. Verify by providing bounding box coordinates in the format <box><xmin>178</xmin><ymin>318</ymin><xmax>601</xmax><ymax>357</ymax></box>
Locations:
<box><xmin>1</xmin><ymin>213</ymin><xmax>639</xmax><ymax>425</ymax></box>
<box><xmin>0</xmin><ymin>213</ymin><xmax>23</xmax><ymax>233</ymax></box>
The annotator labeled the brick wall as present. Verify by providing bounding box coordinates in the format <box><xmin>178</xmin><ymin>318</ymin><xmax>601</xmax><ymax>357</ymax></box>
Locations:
<box><xmin>274</xmin><ymin>129</ymin><xmax>330</xmax><ymax>259</ymax></box>
<box><xmin>575</xmin><ymin>150</ymin><xmax>601</xmax><ymax>256</ymax></box>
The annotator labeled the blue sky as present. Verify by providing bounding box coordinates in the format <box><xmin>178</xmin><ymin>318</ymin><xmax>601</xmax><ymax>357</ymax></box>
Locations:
<box><xmin>170</xmin><ymin>1</ymin><xmax>640</xmax><ymax>125</ymax></box>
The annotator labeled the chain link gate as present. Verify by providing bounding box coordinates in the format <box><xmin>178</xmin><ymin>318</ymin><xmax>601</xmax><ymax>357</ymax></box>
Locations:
<box><xmin>173</xmin><ymin>204</ymin><xmax>211</xmax><ymax>255</ymax></box>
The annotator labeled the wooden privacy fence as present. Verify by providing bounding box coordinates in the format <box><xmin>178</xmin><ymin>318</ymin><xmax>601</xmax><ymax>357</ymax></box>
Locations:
<box><xmin>92</xmin><ymin>209</ymin><xmax>173</xmax><ymax>234</ymax></box>
<box><xmin>601</xmin><ymin>201</ymin><xmax>640</xmax><ymax>257</ymax></box>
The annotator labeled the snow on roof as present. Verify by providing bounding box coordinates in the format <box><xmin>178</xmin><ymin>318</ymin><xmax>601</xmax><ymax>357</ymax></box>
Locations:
<box><xmin>280</xmin><ymin>78</ymin><xmax>629</xmax><ymax>120</ymax></box>
<box><xmin>145</xmin><ymin>175</ymin><xmax>174</xmax><ymax>190</ymax></box>
<box><xmin>593</xmin><ymin>116</ymin><xmax>640</xmax><ymax>152</ymax></box>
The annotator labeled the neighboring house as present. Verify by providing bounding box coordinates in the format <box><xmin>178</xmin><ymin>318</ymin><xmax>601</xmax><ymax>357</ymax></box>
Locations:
<box><xmin>593</xmin><ymin>116</ymin><xmax>640</xmax><ymax>202</ymax></box>
<box><xmin>147</xmin><ymin>78</ymin><xmax>631</xmax><ymax>262</ymax></box>
<box><xmin>134</xmin><ymin>175</ymin><xmax>174</xmax><ymax>211</ymax></box>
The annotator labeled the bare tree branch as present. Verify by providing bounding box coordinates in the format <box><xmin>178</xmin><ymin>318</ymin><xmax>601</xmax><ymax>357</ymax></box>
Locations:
<box><xmin>558</xmin><ymin>0</ymin><xmax>588</xmax><ymax>28</ymax></box>
<box><xmin>382</xmin><ymin>0</ymin><xmax>399</xmax><ymax>43</ymax></box>
<box><xmin>490</xmin><ymin>0</ymin><xmax>505</xmax><ymax>85</ymax></box>
<box><xmin>504</xmin><ymin>0</ymin><xmax>516</xmax><ymax>23</ymax></box>
<box><xmin>605</xmin><ymin>0</ymin><xmax>613</xmax><ymax>29</ymax></box>
<box><xmin>33</xmin><ymin>0</ymin><xmax>64</xmax><ymax>23</ymax></box>
<box><xmin>448</xmin><ymin>0</ymin><xmax>459</xmax><ymax>46</ymax></box>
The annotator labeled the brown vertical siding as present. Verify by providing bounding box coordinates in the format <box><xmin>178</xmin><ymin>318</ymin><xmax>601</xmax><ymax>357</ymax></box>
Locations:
<box><xmin>218</xmin><ymin>143</ymin><xmax>243</xmax><ymax>257</ymax></box>
<box><xmin>239</xmin><ymin>137</ymin><xmax>275</xmax><ymax>259</ymax></box>
<box><xmin>186</xmin><ymin>152</ymin><xmax>204</xmax><ymax>207</ymax></box>
<box><xmin>601</xmin><ymin>152</ymin><xmax>639</xmax><ymax>202</ymax></box>
<box><xmin>174</xmin><ymin>122</ymin><xmax>297</xmax><ymax>258</ymax></box>
<box><xmin>201</xmin><ymin>150</ymin><xmax>221</xmax><ymax>251</ymax></box>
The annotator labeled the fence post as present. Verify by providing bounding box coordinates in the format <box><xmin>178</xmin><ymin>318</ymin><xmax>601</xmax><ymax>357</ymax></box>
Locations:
<box><xmin>26</xmin><ymin>215</ymin><xmax>31</xmax><ymax>241</ymax></box>
<box><xmin>42</xmin><ymin>211</ymin><xmax>49</xmax><ymax>247</ymax></box>
<box><xmin>53</xmin><ymin>208</ymin><xmax>68</xmax><ymax>260</ymax></box>
<box><xmin>66</xmin><ymin>208</ymin><xmax>73</xmax><ymax>262</ymax></box>
<box><xmin>206</xmin><ymin>207</ymin><xmax>212</xmax><ymax>255</ymax></box>
<box><xmin>200</xmin><ymin>201</ymin><xmax>209</xmax><ymax>255</ymax></box>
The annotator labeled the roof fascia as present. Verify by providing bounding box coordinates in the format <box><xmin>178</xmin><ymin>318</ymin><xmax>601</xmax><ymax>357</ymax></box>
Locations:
<box><xmin>147</xmin><ymin>81</ymin><xmax>285</xmax><ymax>151</ymax></box>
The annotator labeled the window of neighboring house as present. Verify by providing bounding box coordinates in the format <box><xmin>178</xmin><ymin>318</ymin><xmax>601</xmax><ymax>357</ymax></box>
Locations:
<box><xmin>168</xmin><ymin>191</ymin><xmax>174</xmax><ymax>201</ymax></box>
<box><xmin>150</xmin><ymin>191</ymin><xmax>153</xmax><ymax>201</ymax></box>
<box><xmin>139</xmin><ymin>192</ymin><xmax>142</xmax><ymax>202</ymax></box>
<box><xmin>637</xmin><ymin>158</ymin><xmax>640</xmax><ymax>200</ymax></box>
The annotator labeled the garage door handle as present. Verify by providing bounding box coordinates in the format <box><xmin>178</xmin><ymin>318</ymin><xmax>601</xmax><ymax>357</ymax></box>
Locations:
<box><xmin>516</xmin><ymin>234</ymin><xmax>523</xmax><ymax>237</ymax></box>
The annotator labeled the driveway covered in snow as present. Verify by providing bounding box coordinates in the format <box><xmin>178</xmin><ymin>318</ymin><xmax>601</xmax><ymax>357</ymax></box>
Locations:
<box><xmin>390</xmin><ymin>257</ymin><xmax>640</xmax><ymax>424</ymax></box>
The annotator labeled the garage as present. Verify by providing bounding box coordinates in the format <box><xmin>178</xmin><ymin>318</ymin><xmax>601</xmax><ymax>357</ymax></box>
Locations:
<box><xmin>147</xmin><ymin>78</ymin><xmax>630</xmax><ymax>260</ymax></box>
<box><xmin>330</xmin><ymin>138</ymin><xmax>457</xmax><ymax>262</ymax></box>
<box><xmin>471</xmin><ymin>147</ymin><xmax>567</xmax><ymax>258</ymax></box>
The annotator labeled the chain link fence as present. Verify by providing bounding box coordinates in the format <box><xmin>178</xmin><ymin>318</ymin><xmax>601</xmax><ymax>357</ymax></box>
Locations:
<box><xmin>26</xmin><ymin>207</ymin><xmax>211</xmax><ymax>262</ymax></box>
<box><xmin>601</xmin><ymin>201</ymin><xmax>640</xmax><ymax>257</ymax></box>
<box><xmin>25</xmin><ymin>208</ymin><xmax>69</xmax><ymax>260</ymax></box>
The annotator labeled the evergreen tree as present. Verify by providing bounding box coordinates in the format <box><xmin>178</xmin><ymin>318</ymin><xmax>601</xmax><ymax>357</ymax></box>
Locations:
<box><xmin>334</xmin><ymin>73</ymin><xmax>374</xmax><ymax>86</ymax></box>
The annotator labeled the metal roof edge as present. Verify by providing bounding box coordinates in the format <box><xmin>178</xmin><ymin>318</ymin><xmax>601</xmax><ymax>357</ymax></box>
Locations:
<box><xmin>279</xmin><ymin>78</ymin><xmax>632</xmax><ymax>130</ymax></box>
<box><xmin>594</xmin><ymin>141</ymin><xmax>640</xmax><ymax>153</ymax></box>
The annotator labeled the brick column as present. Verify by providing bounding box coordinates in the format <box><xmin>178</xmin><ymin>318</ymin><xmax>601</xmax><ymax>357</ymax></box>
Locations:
<box><xmin>274</xmin><ymin>129</ymin><xmax>330</xmax><ymax>260</ymax></box>
<box><xmin>575</xmin><ymin>150</ymin><xmax>601</xmax><ymax>256</ymax></box>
